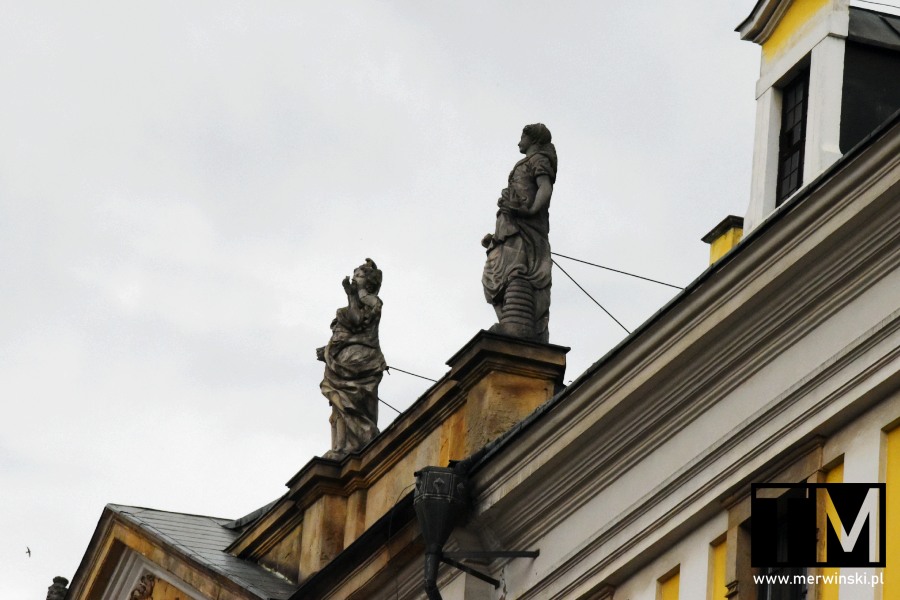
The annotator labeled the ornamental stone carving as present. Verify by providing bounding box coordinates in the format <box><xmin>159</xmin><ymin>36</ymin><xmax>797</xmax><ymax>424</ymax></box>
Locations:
<box><xmin>129</xmin><ymin>572</ymin><xmax>156</xmax><ymax>600</ymax></box>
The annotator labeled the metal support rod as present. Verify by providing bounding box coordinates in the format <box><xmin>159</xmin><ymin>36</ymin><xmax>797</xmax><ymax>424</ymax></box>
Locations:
<box><xmin>442</xmin><ymin>550</ymin><xmax>540</xmax><ymax>559</ymax></box>
<box><xmin>440</xmin><ymin>557</ymin><xmax>500</xmax><ymax>588</ymax></box>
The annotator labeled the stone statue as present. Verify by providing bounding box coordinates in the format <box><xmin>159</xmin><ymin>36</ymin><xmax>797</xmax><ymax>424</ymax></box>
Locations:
<box><xmin>482</xmin><ymin>123</ymin><xmax>557</xmax><ymax>342</ymax></box>
<box><xmin>317</xmin><ymin>259</ymin><xmax>387</xmax><ymax>459</ymax></box>
<box><xmin>46</xmin><ymin>576</ymin><xmax>69</xmax><ymax>600</ymax></box>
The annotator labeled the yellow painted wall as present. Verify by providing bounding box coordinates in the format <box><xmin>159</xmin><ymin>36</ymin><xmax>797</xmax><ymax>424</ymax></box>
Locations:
<box><xmin>821</xmin><ymin>462</ymin><xmax>844</xmax><ymax>600</ymax></box>
<box><xmin>885</xmin><ymin>429</ymin><xmax>900</xmax><ymax>598</ymax></box>
<box><xmin>300</xmin><ymin>495</ymin><xmax>347</xmax><ymax>577</ymax></box>
<box><xmin>153</xmin><ymin>577</ymin><xmax>191</xmax><ymax>600</ymax></box>
<box><xmin>364</xmin><ymin>424</ymin><xmax>445</xmax><ymax>530</ymax></box>
<box><xmin>659</xmin><ymin>570</ymin><xmax>679</xmax><ymax>600</ymax></box>
<box><xmin>439</xmin><ymin>409</ymin><xmax>466</xmax><ymax>468</ymax></box>
<box><xmin>709</xmin><ymin>540</ymin><xmax>727</xmax><ymax>600</ymax></box>
<box><xmin>709</xmin><ymin>228</ymin><xmax>743</xmax><ymax>265</ymax></box>
<box><xmin>762</xmin><ymin>0</ymin><xmax>830</xmax><ymax>60</ymax></box>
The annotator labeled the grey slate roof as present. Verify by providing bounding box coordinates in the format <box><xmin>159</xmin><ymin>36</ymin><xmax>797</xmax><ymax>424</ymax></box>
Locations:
<box><xmin>108</xmin><ymin>504</ymin><xmax>297</xmax><ymax>600</ymax></box>
<box><xmin>849</xmin><ymin>6</ymin><xmax>900</xmax><ymax>52</ymax></box>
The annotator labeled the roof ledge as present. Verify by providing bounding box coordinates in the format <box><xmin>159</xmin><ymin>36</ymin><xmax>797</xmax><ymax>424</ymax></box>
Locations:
<box><xmin>737</xmin><ymin>0</ymin><xmax>794</xmax><ymax>42</ymax></box>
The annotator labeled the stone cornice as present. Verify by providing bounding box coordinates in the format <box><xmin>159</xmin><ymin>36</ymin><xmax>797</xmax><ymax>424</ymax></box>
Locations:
<box><xmin>446</xmin><ymin>330</ymin><xmax>569</xmax><ymax>390</ymax></box>
<box><xmin>530</xmin><ymin>327</ymin><xmax>900</xmax><ymax>600</ymax></box>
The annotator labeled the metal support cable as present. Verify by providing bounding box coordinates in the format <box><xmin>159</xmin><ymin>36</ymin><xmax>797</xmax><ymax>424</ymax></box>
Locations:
<box><xmin>854</xmin><ymin>0</ymin><xmax>900</xmax><ymax>9</ymax></box>
<box><xmin>387</xmin><ymin>365</ymin><xmax>438</xmax><ymax>383</ymax></box>
<box><xmin>551</xmin><ymin>251</ymin><xmax>684</xmax><ymax>290</ymax></box>
<box><xmin>379</xmin><ymin>398</ymin><xmax>402</xmax><ymax>414</ymax></box>
<box><xmin>380</xmin><ymin>365</ymin><xmax>439</xmax><ymax>415</ymax></box>
<box><xmin>552</xmin><ymin>258</ymin><xmax>631</xmax><ymax>334</ymax></box>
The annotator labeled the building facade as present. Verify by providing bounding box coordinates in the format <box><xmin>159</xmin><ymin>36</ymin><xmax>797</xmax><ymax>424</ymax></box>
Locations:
<box><xmin>62</xmin><ymin>1</ymin><xmax>900</xmax><ymax>599</ymax></box>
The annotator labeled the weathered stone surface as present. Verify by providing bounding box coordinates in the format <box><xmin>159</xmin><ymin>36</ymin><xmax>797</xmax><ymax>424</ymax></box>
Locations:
<box><xmin>46</xmin><ymin>576</ymin><xmax>69</xmax><ymax>600</ymax></box>
<box><xmin>482</xmin><ymin>123</ymin><xmax>557</xmax><ymax>342</ymax></box>
<box><xmin>258</xmin><ymin>524</ymin><xmax>302</xmax><ymax>584</ymax></box>
<box><xmin>128</xmin><ymin>573</ymin><xmax>155</xmax><ymax>600</ymax></box>
<box><xmin>446</xmin><ymin>330</ymin><xmax>568</xmax><ymax>453</ymax></box>
<box><xmin>299</xmin><ymin>495</ymin><xmax>347</xmax><ymax>577</ymax></box>
<box><xmin>317</xmin><ymin>258</ymin><xmax>386</xmax><ymax>459</ymax></box>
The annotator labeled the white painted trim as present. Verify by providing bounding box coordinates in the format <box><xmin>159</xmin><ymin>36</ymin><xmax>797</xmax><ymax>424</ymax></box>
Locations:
<box><xmin>805</xmin><ymin>34</ymin><xmax>846</xmax><ymax>180</ymax></box>
<box><xmin>747</xmin><ymin>10</ymin><xmax>848</xmax><ymax>232</ymax></box>
<box><xmin>746</xmin><ymin>87</ymin><xmax>782</xmax><ymax>233</ymax></box>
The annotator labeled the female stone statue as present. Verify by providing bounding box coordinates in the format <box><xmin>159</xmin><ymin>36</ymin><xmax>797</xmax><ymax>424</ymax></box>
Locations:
<box><xmin>482</xmin><ymin>123</ymin><xmax>557</xmax><ymax>342</ymax></box>
<box><xmin>317</xmin><ymin>259</ymin><xmax>386</xmax><ymax>459</ymax></box>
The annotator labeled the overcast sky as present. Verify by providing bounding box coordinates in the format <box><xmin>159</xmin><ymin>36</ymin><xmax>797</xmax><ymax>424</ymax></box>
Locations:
<box><xmin>7</xmin><ymin>1</ymin><xmax>890</xmax><ymax>596</ymax></box>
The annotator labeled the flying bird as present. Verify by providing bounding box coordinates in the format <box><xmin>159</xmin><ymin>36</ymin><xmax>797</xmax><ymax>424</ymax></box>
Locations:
<box><xmin>26</xmin><ymin>547</ymin><xmax>31</xmax><ymax>557</ymax></box>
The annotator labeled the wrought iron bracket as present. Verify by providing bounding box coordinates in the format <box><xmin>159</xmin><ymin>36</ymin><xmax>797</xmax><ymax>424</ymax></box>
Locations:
<box><xmin>442</xmin><ymin>550</ymin><xmax>540</xmax><ymax>560</ymax></box>
<box><xmin>439</xmin><ymin>549</ymin><xmax>540</xmax><ymax>589</ymax></box>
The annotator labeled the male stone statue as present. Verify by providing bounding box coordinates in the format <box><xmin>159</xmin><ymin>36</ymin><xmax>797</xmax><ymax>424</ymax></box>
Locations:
<box><xmin>482</xmin><ymin>123</ymin><xmax>557</xmax><ymax>342</ymax></box>
<box><xmin>317</xmin><ymin>258</ymin><xmax>387</xmax><ymax>459</ymax></box>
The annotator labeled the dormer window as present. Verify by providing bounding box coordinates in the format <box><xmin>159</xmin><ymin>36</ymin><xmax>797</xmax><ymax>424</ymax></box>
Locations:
<box><xmin>777</xmin><ymin>69</ymin><xmax>809</xmax><ymax>206</ymax></box>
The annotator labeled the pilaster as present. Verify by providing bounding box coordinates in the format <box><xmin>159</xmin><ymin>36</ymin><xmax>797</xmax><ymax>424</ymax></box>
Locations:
<box><xmin>445</xmin><ymin>330</ymin><xmax>568</xmax><ymax>454</ymax></box>
<box><xmin>805</xmin><ymin>34</ymin><xmax>846</xmax><ymax>179</ymax></box>
<box><xmin>299</xmin><ymin>494</ymin><xmax>348</xmax><ymax>579</ymax></box>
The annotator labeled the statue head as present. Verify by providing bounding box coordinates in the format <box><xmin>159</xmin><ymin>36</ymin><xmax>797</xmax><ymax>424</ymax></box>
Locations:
<box><xmin>518</xmin><ymin>123</ymin><xmax>557</xmax><ymax>172</ymax></box>
<box><xmin>354</xmin><ymin>258</ymin><xmax>383</xmax><ymax>294</ymax></box>
<box><xmin>522</xmin><ymin>123</ymin><xmax>552</xmax><ymax>146</ymax></box>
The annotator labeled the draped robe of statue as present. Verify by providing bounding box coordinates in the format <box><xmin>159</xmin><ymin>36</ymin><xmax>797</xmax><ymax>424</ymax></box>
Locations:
<box><xmin>482</xmin><ymin>147</ymin><xmax>557</xmax><ymax>342</ymax></box>
<box><xmin>319</xmin><ymin>266</ymin><xmax>386</xmax><ymax>458</ymax></box>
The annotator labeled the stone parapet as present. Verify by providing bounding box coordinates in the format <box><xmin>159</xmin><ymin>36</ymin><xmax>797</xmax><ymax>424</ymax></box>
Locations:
<box><xmin>227</xmin><ymin>330</ymin><xmax>568</xmax><ymax>583</ymax></box>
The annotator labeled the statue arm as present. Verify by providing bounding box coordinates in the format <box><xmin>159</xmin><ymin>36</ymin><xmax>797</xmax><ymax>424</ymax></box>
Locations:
<box><xmin>520</xmin><ymin>175</ymin><xmax>552</xmax><ymax>216</ymax></box>
<box><xmin>340</xmin><ymin>277</ymin><xmax>366</xmax><ymax>328</ymax></box>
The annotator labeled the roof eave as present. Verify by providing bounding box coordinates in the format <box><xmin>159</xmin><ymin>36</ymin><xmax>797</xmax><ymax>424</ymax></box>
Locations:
<box><xmin>737</xmin><ymin>0</ymin><xmax>789</xmax><ymax>42</ymax></box>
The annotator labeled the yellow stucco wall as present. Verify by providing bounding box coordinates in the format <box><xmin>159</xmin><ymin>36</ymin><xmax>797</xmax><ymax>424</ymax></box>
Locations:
<box><xmin>710</xmin><ymin>540</ymin><xmax>727</xmax><ymax>600</ymax></box>
<box><xmin>762</xmin><ymin>0</ymin><xmax>830</xmax><ymax>61</ymax></box>
<box><xmin>659</xmin><ymin>570</ymin><xmax>680</xmax><ymax>600</ymax></box>
<box><xmin>152</xmin><ymin>577</ymin><xmax>192</xmax><ymax>600</ymax></box>
<box><xmin>884</xmin><ymin>428</ymin><xmax>900</xmax><ymax>598</ymax></box>
<box><xmin>300</xmin><ymin>495</ymin><xmax>347</xmax><ymax>576</ymax></box>
<box><xmin>364</xmin><ymin>423</ymin><xmax>447</xmax><ymax>530</ymax></box>
<box><xmin>708</xmin><ymin>228</ymin><xmax>743</xmax><ymax>264</ymax></box>
<box><xmin>820</xmin><ymin>462</ymin><xmax>844</xmax><ymax>600</ymax></box>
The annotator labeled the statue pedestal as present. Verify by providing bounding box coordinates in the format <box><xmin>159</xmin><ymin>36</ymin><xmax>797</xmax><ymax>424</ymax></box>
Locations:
<box><xmin>446</xmin><ymin>330</ymin><xmax>569</xmax><ymax>454</ymax></box>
